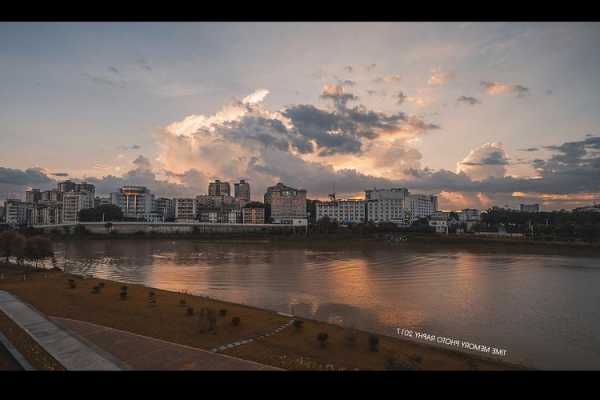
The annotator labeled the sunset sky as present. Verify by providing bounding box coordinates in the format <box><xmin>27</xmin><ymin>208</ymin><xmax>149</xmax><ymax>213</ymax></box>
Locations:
<box><xmin>1</xmin><ymin>22</ymin><xmax>600</xmax><ymax>210</ymax></box>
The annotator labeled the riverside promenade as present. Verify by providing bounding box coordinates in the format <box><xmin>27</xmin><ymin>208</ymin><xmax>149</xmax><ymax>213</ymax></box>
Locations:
<box><xmin>0</xmin><ymin>290</ymin><xmax>120</xmax><ymax>370</ymax></box>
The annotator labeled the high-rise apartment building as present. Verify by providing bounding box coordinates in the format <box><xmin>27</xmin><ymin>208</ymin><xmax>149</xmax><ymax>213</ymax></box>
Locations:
<box><xmin>25</xmin><ymin>189</ymin><xmax>42</xmax><ymax>204</ymax></box>
<box><xmin>520</xmin><ymin>203</ymin><xmax>540</xmax><ymax>213</ymax></box>
<box><xmin>208</xmin><ymin>180</ymin><xmax>231</xmax><ymax>197</ymax></box>
<box><xmin>364</xmin><ymin>188</ymin><xmax>437</xmax><ymax>225</ymax></box>
<box><xmin>242</xmin><ymin>203</ymin><xmax>265</xmax><ymax>224</ymax></box>
<box><xmin>62</xmin><ymin>191</ymin><xmax>94</xmax><ymax>224</ymax></box>
<box><xmin>234</xmin><ymin>180</ymin><xmax>251</xmax><ymax>202</ymax></box>
<box><xmin>155</xmin><ymin>197</ymin><xmax>175</xmax><ymax>221</ymax></box>
<box><xmin>112</xmin><ymin>186</ymin><xmax>155</xmax><ymax>220</ymax></box>
<box><xmin>174</xmin><ymin>198</ymin><xmax>197</xmax><ymax>222</ymax></box>
<box><xmin>266</xmin><ymin>183</ymin><xmax>307</xmax><ymax>224</ymax></box>
<box><xmin>5</xmin><ymin>199</ymin><xmax>33</xmax><ymax>226</ymax></box>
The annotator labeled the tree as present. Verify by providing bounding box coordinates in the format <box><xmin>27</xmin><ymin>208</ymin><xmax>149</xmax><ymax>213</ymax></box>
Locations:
<box><xmin>0</xmin><ymin>231</ymin><xmax>26</xmax><ymax>263</ymax></box>
<box><xmin>23</xmin><ymin>236</ymin><xmax>53</xmax><ymax>269</ymax></box>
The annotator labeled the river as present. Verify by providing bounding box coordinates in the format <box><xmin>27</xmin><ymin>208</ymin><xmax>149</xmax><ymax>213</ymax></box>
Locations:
<box><xmin>49</xmin><ymin>238</ymin><xmax>600</xmax><ymax>370</ymax></box>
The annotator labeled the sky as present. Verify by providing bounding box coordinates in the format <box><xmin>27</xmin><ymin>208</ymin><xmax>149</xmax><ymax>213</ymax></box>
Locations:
<box><xmin>1</xmin><ymin>22</ymin><xmax>600</xmax><ymax>210</ymax></box>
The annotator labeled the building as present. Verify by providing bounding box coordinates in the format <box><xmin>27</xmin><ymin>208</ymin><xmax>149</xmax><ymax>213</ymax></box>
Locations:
<box><xmin>459</xmin><ymin>208</ymin><xmax>481</xmax><ymax>222</ymax></box>
<box><xmin>365</xmin><ymin>188</ymin><xmax>411</xmax><ymax>225</ymax></box>
<box><xmin>33</xmin><ymin>203</ymin><xmax>63</xmax><ymax>225</ymax></box>
<box><xmin>5</xmin><ymin>199</ymin><xmax>33</xmax><ymax>226</ymax></box>
<box><xmin>242</xmin><ymin>203</ymin><xmax>265</xmax><ymax>224</ymax></box>
<box><xmin>154</xmin><ymin>197</ymin><xmax>175</xmax><ymax>221</ymax></box>
<box><xmin>226</xmin><ymin>209</ymin><xmax>242</xmax><ymax>224</ymax></box>
<box><xmin>57</xmin><ymin>180</ymin><xmax>77</xmax><ymax>193</ymax></box>
<box><xmin>196</xmin><ymin>194</ymin><xmax>235</xmax><ymax>210</ymax></box>
<box><xmin>429</xmin><ymin>211</ymin><xmax>449</xmax><ymax>234</ymax></box>
<box><xmin>267</xmin><ymin>183</ymin><xmax>307</xmax><ymax>224</ymax></box>
<box><xmin>62</xmin><ymin>192</ymin><xmax>94</xmax><ymax>224</ymax></box>
<box><xmin>174</xmin><ymin>198</ymin><xmax>197</xmax><ymax>222</ymax></box>
<box><xmin>208</xmin><ymin>180</ymin><xmax>231</xmax><ymax>197</ymax></box>
<box><xmin>234</xmin><ymin>179</ymin><xmax>251</xmax><ymax>202</ymax></box>
<box><xmin>364</xmin><ymin>188</ymin><xmax>437</xmax><ymax>225</ymax></box>
<box><xmin>408</xmin><ymin>193</ymin><xmax>438</xmax><ymax>221</ymax></box>
<box><xmin>0</xmin><ymin>205</ymin><xmax>4</xmax><ymax>223</ymax></box>
<box><xmin>112</xmin><ymin>186</ymin><xmax>155</xmax><ymax>221</ymax></box>
<box><xmin>94</xmin><ymin>195</ymin><xmax>113</xmax><ymax>208</ymax></box>
<box><xmin>316</xmin><ymin>199</ymin><xmax>367</xmax><ymax>224</ymax></box>
<box><xmin>520</xmin><ymin>203</ymin><xmax>540</xmax><ymax>213</ymax></box>
<box><xmin>25</xmin><ymin>189</ymin><xmax>42</xmax><ymax>204</ymax></box>
<box><xmin>40</xmin><ymin>189</ymin><xmax>62</xmax><ymax>203</ymax></box>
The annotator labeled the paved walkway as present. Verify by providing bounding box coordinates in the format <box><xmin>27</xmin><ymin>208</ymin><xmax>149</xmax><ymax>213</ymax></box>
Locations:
<box><xmin>210</xmin><ymin>318</ymin><xmax>295</xmax><ymax>353</ymax></box>
<box><xmin>0</xmin><ymin>291</ymin><xmax>120</xmax><ymax>370</ymax></box>
<box><xmin>51</xmin><ymin>317</ymin><xmax>281</xmax><ymax>370</ymax></box>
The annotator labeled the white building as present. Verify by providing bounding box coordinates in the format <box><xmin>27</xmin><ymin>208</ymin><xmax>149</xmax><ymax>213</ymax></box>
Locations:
<box><xmin>459</xmin><ymin>208</ymin><xmax>481</xmax><ymax>222</ymax></box>
<box><xmin>33</xmin><ymin>203</ymin><xmax>63</xmax><ymax>225</ymax></box>
<box><xmin>174</xmin><ymin>198</ymin><xmax>197</xmax><ymax>222</ymax></box>
<box><xmin>113</xmin><ymin>186</ymin><xmax>155</xmax><ymax>221</ymax></box>
<box><xmin>429</xmin><ymin>211</ymin><xmax>449</xmax><ymax>233</ymax></box>
<box><xmin>62</xmin><ymin>192</ymin><xmax>94</xmax><ymax>224</ymax></box>
<box><xmin>408</xmin><ymin>193</ymin><xmax>438</xmax><ymax>221</ymax></box>
<box><xmin>227</xmin><ymin>209</ymin><xmax>242</xmax><ymax>224</ymax></box>
<box><xmin>363</xmin><ymin>188</ymin><xmax>437</xmax><ymax>225</ymax></box>
<box><xmin>5</xmin><ymin>199</ymin><xmax>32</xmax><ymax>226</ymax></box>
<box><xmin>316</xmin><ymin>199</ymin><xmax>367</xmax><ymax>224</ymax></box>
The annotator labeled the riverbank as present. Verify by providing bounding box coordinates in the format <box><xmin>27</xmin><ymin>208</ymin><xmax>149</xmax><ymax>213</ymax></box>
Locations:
<box><xmin>0</xmin><ymin>263</ymin><xmax>522</xmax><ymax>370</ymax></box>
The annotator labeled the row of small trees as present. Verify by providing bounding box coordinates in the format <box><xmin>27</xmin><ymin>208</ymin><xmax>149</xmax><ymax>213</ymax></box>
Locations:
<box><xmin>0</xmin><ymin>231</ymin><xmax>54</xmax><ymax>269</ymax></box>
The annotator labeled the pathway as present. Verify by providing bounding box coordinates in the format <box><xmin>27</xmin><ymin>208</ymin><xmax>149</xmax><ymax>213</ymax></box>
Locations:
<box><xmin>51</xmin><ymin>317</ymin><xmax>281</xmax><ymax>370</ymax></box>
<box><xmin>0</xmin><ymin>291</ymin><xmax>121</xmax><ymax>370</ymax></box>
<box><xmin>210</xmin><ymin>318</ymin><xmax>296</xmax><ymax>353</ymax></box>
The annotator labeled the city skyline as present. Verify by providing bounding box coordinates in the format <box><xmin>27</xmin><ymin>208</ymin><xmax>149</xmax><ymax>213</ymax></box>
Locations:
<box><xmin>1</xmin><ymin>22</ymin><xmax>600</xmax><ymax>210</ymax></box>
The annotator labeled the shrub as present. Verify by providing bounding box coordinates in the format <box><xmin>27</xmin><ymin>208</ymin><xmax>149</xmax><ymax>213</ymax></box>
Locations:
<box><xmin>98</xmin><ymin>282</ymin><xmax>105</xmax><ymax>288</ymax></box>
<box><xmin>121</xmin><ymin>286</ymin><xmax>128</xmax><ymax>293</ymax></box>
<box><xmin>344</xmin><ymin>328</ymin><xmax>357</xmax><ymax>346</ymax></box>
<box><xmin>293</xmin><ymin>320</ymin><xmax>304</xmax><ymax>331</ymax></box>
<box><xmin>231</xmin><ymin>316</ymin><xmax>241</xmax><ymax>326</ymax></box>
<box><xmin>384</xmin><ymin>354</ymin><xmax>408</xmax><ymax>371</ymax></box>
<box><xmin>368</xmin><ymin>334</ymin><xmax>379</xmax><ymax>352</ymax></box>
<box><xmin>92</xmin><ymin>285</ymin><xmax>100</xmax><ymax>294</ymax></box>
<box><xmin>409</xmin><ymin>354</ymin><xmax>423</xmax><ymax>365</ymax></box>
<box><xmin>120</xmin><ymin>291</ymin><xmax>127</xmax><ymax>300</ymax></box>
<box><xmin>207</xmin><ymin>310</ymin><xmax>217</xmax><ymax>331</ymax></box>
<box><xmin>67</xmin><ymin>279</ymin><xmax>76</xmax><ymax>289</ymax></box>
<box><xmin>317</xmin><ymin>332</ymin><xmax>329</xmax><ymax>348</ymax></box>
<box><xmin>219</xmin><ymin>308</ymin><xmax>227</xmax><ymax>317</ymax></box>
<box><xmin>149</xmin><ymin>291</ymin><xmax>155</xmax><ymax>298</ymax></box>
<box><xmin>179</xmin><ymin>299</ymin><xmax>186</xmax><ymax>307</ymax></box>
<box><xmin>186</xmin><ymin>307</ymin><xmax>194</xmax><ymax>316</ymax></box>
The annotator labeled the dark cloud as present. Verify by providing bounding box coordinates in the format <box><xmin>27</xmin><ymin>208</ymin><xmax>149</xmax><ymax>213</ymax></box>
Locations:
<box><xmin>108</xmin><ymin>66</ymin><xmax>120</xmax><ymax>74</ymax></box>
<box><xmin>396</xmin><ymin>91</ymin><xmax>407</xmax><ymax>105</ymax></box>
<box><xmin>51</xmin><ymin>172</ymin><xmax>69</xmax><ymax>177</ymax></box>
<box><xmin>0</xmin><ymin>167</ymin><xmax>53</xmax><ymax>186</ymax></box>
<box><xmin>83</xmin><ymin>72</ymin><xmax>126</xmax><ymax>89</ymax></box>
<box><xmin>117</xmin><ymin>144</ymin><xmax>142</xmax><ymax>151</ymax></box>
<box><xmin>320</xmin><ymin>84</ymin><xmax>358</xmax><ymax>109</ymax></box>
<box><xmin>518</xmin><ymin>147</ymin><xmax>539</xmax><ymax>152</ymax></box>
<box><xmin>136</xmin><ymin>58</ymin><xmax>152</xmax><ymax>71</ymax></box>
<box><xmin>457</xmin><ymin>96</ymin><xmax>481</xmax><ymax>106</ymax></box>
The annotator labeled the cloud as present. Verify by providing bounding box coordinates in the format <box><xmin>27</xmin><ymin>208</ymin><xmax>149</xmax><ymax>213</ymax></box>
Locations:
<box><xmin>396</xmin><ymin>91</ymin><xmax>407</xmax><ymax>105</ymax></box>
<box><xmin>83</xmin><ymin>72</ymin><xmax>126</xmax><ymax>89</ymax></box>
<box><xmin>373</xmin><ymin>74</ymin><xmax>401</xmax><ymax>84</ymax></box>
<box><xmin>343</xmin><ymin>65</ymin><xmax>353</xmax><ymax>73</ymax></box>
<box><xmin>117</xmin><ymin>144</ymin><xmax>142</xmax><ymax>151</ymax></box>
<box><xmin>0</xmin><ymin>167</ymin><xmax>53</xmax><ymax>186</ymax></box>
<box><xmin>366</xmin><ymin>64</ymin><xmax>377</xmax><ymax>72</ymax></box>
<box><xmin>457</xmin><ymin>142</ymin><xmax>509</xmax><ymax>181</ymax></box>
<box><xmin>320</xmin><ymin>84</ymin><xmax>358</xmax><ymax>109</ymax></box>
<box><xmin>136</xmin><ymin>58</ymin><xmax>152</xmax><ymax>71</ymax></box>
<box><xmin>108</xmin><ymin>66</ymin><xmax>120</xmax><ymax>74</ymax></box>
<box><xmin>481</xmin><ymin>81</ymin><xmax>530</xmax><ymax>97</ymax></box>
<box><xmin>51</xmin><ymin>172</ymin><xmax>69</xmax><ymax>177</ymax></box>
<box><xmin>428</xmin><ymin>69</ymin><xmax>455</xmax><ymax>86</ymax></box>
<box><xmin>457</xmin><ymin>96</ymin><xmax>481</xmax><ymax>106</ymax></box>
<box><xmin>518</xmin><ymin>147</ymin><xmax>539</xmax><ymax>152</ymax></box>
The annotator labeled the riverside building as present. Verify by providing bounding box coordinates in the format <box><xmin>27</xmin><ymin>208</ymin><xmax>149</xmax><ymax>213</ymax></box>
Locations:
<box><xmin>112</xmin><ymin>186</ymin><xmax>155</xmax><ymax>221</ymax></box>
<box><xmin>208</xmin><ymin>180</ymin><xmax>231</xmax><ymax>197</ymax></box>
<box><xmin>174</xmin><ymin>198</ymin><xmax>197</xmax><ymax>222</ymax></box>
<box><xmin>265</xmin><ymin>183</ymin><xmax>307</xmax><ymax>224</ymax></box>
<box><xmin>234</xmin><ymin>179</ymin><xmax>251</xmax><ymax>202</ymax></box>
<box><xmin>315</xmin><ymin>199</ymin><xmax>367</xmax><ymax>224</ymax></box>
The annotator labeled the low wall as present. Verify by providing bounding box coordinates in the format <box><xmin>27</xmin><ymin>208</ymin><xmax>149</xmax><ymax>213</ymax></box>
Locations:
<box><xmin>35</xmin><ymin>222</ymin><xmax>296</xmax><ymax>235</ymax></box>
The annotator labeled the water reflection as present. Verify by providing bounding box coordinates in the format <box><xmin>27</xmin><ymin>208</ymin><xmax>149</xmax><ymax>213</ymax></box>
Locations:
<box><xmin>52</xmin><ymin>239</ymin><xmax>600</xmax><ymax>370</ymax></box>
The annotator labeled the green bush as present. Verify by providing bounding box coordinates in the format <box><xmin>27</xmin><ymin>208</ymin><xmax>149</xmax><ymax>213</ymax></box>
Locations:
<box><xmin>219</xmin><ymin>308</ymin><xmax>227</xmax><ymax>317</ymax></box>
<box><xmin>231</xmin><ymin>316</ymin><xmax>241</xmax><ymax>326</ymax></box>
<box><xmin>186</xmin><ymin>307</ymin><xmax>194</xmax><ymax>316</ymax></box>
<box><xmin>317</xmin><ymin>332</ymin><xmax>329</xmax><ymax>348</ymax></box>
<box><xmin>293</xmin><ymin>320</ymin><xmax>304</xmax><ymax>331</ymax></box>
<box><xmin>368</xmin><ymin>334</ymin><xmax>379</xmax><ymax>352</ymax></box>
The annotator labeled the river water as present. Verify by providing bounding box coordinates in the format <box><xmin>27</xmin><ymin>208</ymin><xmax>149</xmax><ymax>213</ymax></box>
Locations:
<box><xmin>49</xmin><ymin>239</ymin><xmax>600</xmax><ymax>370</ymax></box>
